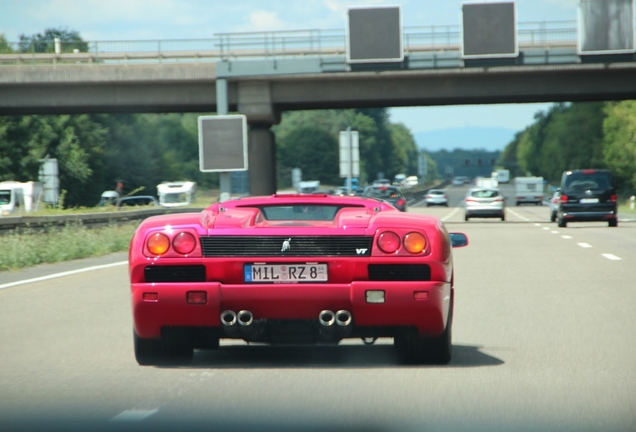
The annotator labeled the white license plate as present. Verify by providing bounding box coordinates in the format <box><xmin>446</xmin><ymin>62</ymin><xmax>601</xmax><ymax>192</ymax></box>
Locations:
<box><xmin>244</xmin><ymin>263</ymin><xmax>328</xmax><ymax>283</ymax></box>
<box><xmin>580</xmin><ymin>198</ymin><xmax>599</xmax><ymax>203</ymax></box>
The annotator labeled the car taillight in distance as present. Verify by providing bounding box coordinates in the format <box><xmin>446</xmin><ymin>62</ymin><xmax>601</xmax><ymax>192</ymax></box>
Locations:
<box><xmin>610</xmin><ymin>194</ymin><xmax>617</xmax><ymax>203</ymax></box>
<box><xmin>560</xmin><ymin>194</ymin><xmax>569</xmax><ymax>203</ymax></box>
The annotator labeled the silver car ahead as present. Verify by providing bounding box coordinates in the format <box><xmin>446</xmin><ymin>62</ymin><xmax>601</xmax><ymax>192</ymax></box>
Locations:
<box><xmin>464</xmin><ymin>188</ymin><xmax>505</xmax><ymax>221</ymax></box>
<box><xmin>425</xmin><ymin>189</ymin><xmax>448</xmax><ymax>207</ymax></box>
<box><xmin>549</xmin><ymin>189</ymin><xmax>561</xmax><ymax>222</ymax></box>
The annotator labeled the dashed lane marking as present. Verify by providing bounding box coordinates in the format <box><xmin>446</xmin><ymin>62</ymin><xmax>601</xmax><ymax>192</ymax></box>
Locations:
<box><xmin>111</xmin><ymin>409</ymin><xmax>159</xmax><ymax>422</ymax></box>
<box><xmin>602</xmin><ymin>254</ymin><xmax>622</xmax><ymax>261</ymax></box>
<box><xmin>578</xmin><ymin>243</ymin><xmax>592</xmax><ymax>248</ymax></box>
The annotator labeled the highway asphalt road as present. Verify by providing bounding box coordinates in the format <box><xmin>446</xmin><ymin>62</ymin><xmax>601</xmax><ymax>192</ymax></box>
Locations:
<box><xmin>0</xmin><ymin>200</ymin><xmax>634</xmax><ymax>432</ymax></box>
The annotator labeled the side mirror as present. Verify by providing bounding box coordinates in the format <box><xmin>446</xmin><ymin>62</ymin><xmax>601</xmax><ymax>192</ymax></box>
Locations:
<box><xmin>449</xmin><ymin>232</ymin><xmax>469</xmax><ymax>248</ymax></box>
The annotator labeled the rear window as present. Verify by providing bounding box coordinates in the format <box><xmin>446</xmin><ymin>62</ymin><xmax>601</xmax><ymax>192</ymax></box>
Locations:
<box><xmin>365</xmin><ymin>188</ymin><xmax>402</xmax><ymax>199</ymax></box>
<box><xmin>563</xmin><ymin>171</ymin><xmax>612</xmax><ymax>192</ymax></box>
<box><xmin>470</xmin><ymin>189</ymin><xmax>500</xmax><ymax>198</ymax></box>
<box><xmin>258</xmin><ymin>205</ymin><xmax>353</xmax><ymax>221</ymax></box>
<box><xmin>429</xmin><ymin>190</ymin><xmax>444</xmax><ymax>195</ymax></box>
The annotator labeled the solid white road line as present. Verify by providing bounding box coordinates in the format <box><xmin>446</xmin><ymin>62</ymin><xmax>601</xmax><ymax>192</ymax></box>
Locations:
<box><xmin>441</xmin><ymin>207</ymin><xmax>461</xmax><ymax>222</ymax></box>
<box><xmin>111</xmin><ymin>409</ymin><xmax>159</xmax><ymax>422</ymax></box>
<box><xmin>506</xmin><ymin>208</ymin><xmax>530</xmax><ymax>221</ymax></box>
<box><xmin>602</xmin><ymin>254</ymin><xmax>622</xmax><ymax>261</ymax></box>
<box><xmin>0</xmin><ymin>261</ymin><xmax>128</xmax><ymax>290</ymax></box>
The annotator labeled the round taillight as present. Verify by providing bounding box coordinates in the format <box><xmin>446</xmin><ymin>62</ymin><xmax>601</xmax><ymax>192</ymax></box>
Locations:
<box><xmin>377</xmin><ymin>231</ymin><xmax>401</xmax><ymax>253</ymax></box>
<box><xmin>403</xmin><ymin>232</ymin><xmax>427</xmax><ymax>254</ymax></box>
<box><xmin>173</xmin><ymin>232</ymin><xmax>196</xmax><ymax>255</ymax></box>
<box><xmin>147</xmin><ymin>232</ymin><xmax>170</xmax><ymax>255</ymax></box>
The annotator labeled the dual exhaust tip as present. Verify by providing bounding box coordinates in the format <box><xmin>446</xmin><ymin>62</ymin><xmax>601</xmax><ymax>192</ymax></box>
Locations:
<box><xmin>220</xmin><ymin>309</ymin><xmax>353</xmax><ymax>340</ymax></box>
<box><xmin>318</xmin><ymin>309</ymin><xmax>352</xmax><ymax>328</ymax></box>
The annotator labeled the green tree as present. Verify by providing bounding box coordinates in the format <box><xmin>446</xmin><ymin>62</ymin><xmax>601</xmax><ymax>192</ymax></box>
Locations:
<box><xmin>19</xmin><ymin>28</ymin><xmax>88</xmax><ymax>53</ymax></box>
<box><xmin>603</xmin><ymin>101</ymin><xmax>636</xmax><ymax>192</ymax></box>
<box><xmin>0</xmin><ymin>34</ymin><xmax>14</xmax><ymax>53</ymax></box>
<box><xmin>277</xmin><ymin>126</ymin><xmax>339</xmax><ymax>186</ymax></box>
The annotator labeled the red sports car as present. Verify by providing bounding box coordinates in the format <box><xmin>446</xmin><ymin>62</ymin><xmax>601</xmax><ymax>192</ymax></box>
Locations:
<box><xmin>129</xmin><ymin>194</ymin><xmax>468</xmax><ymax>365</ymax></box>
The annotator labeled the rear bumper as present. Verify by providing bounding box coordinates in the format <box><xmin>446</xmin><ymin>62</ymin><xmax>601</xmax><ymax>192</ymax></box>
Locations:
<box><xmin>132</xmin><ymin>280</ymin><xmax>452</xmax><ymax>339</ymax></box>
<box><xmin>560</xmin><ymin>208</ymin><xmax>617</xmax><ymax>222</ymax></box>
<box><xmin>465</xmin><ymin>208</ymin><xmax>504</xmax><ymax>218</ymax></box>
<box><xmin>562</xmin><ymin>211</ymin><xmax>618</xmax><ymax>222</ymax></box>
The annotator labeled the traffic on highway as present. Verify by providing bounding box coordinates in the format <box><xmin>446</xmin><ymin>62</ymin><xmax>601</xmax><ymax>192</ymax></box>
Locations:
<box><xmin>1</xmin><ymin>180</ymin><xmax>634</xmax><ymax>432</ymax></box>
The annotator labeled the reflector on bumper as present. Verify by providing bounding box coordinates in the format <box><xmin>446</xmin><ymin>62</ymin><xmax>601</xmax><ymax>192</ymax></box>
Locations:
<box><xmin>366</xmin><ymin>290</ymin><xmax>385</xmax><ymax>303</ymax></box>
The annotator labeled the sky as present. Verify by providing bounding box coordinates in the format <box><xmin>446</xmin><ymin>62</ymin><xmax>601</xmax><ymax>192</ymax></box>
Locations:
<box><xmin>0</xmin><ymin>0</ymin><xmax>582</xmax><ymax>146</ymax></box>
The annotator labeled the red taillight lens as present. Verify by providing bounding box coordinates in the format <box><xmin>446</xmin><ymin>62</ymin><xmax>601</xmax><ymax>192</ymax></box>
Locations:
<box><xmin>173</xmin><ymin>232</ymin><xmax>196</xmax><ymax>255</ymax></box>
<box><xmin>147</xmin><ymin>233</ymin><xmax>170</xmax><ymax>255</ymax></box>
<box><xmin>377</xmin><ymin>231</ymin><xmax>401</xmax><ymax>253</ymax></box>
<box><xmin>396</xmin><ymin>198</ymin><xmax>406</xmax><ymax>206</ymax></box>
<box><xmin>560</xmin><ymin>194</ymin><xmax>568</xmax><ymax>203</ymax></box>
<box><xmin>494</xmin><ymin>197</ymin><xmax>504</xmax><ymax>202</ymax></box>
<box><xmin>187</xmin><ymin>291</ymin><xmax>207</xmax><ymax>304</ymax></box>
<box><xmin>609</xmin><ymin>194</ymin><xmax>617</xmax><ymax>203</ymax></box>
<box><xmin>403</xmin><ymin>232</ymin><xmax>427</xmax><ymax>254</ymax></box>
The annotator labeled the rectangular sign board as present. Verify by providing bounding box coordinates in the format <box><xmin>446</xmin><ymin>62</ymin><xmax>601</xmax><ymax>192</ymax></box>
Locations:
<box><xmin>347</xmin><ymin>5</ymin><xmax>403</xmax><ymax>63</ymax></box>
<box><xmin>339</xmin><ymin>130</ymin><xmax>360</xmax><ymax>177</ymax></box>
<box><xmin>461</xmin><ymin>1</ymin><xmax>517</xmax><ymax>59</ymax></box>
<box><xmin>578</xmin><ymin>0</ymin><xmax>635</xmax><ymax>54</ymax></box>
<box><xmin>198</xmin><ymin>115</ymin><xmax>248</xmax><ymax>172</ymax></box>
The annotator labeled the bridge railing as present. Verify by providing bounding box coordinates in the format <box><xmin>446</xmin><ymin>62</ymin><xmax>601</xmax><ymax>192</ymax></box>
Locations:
<box><xmin>0</xmin><ymin>21</ymin><xmax>578</xmax><ymax>65</ymax></box>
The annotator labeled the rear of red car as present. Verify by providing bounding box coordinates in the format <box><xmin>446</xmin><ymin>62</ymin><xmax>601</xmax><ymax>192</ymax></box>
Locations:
<box><xmin>129</xmin><ymin>195</ymin><xmax>467</xmax><ymax>365</ymax></box>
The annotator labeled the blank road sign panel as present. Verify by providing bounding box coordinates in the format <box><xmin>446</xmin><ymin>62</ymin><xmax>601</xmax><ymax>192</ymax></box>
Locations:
<box><xmin>579</xmin><ymin>0</ymin><xmax>635</xmax><ymax>54</ymax></box>
<box><xmin>347</xmin><ymin>6</ymin><xmax>403</xmax><ymax>63</ymax></box>
<box><xmin>198</xmin><ymin>115</ymin><xmax>248</xmax><ymax>172</ymax></box>
<box><xmin>462</xmin><ymin>2</ymin><xmax>517</xmax><ymax>58</ymax></box>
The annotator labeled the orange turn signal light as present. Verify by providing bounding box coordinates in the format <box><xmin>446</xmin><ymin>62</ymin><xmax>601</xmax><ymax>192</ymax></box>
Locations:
<box><xmin>147</xmin><ymin>232</ymin><xmax>170</xmax><ymax>255</ymax></box>
<box><xmin>403</xmin><ymin>232</ymin><xmax>426</xmax><ymax>254</ymax></box>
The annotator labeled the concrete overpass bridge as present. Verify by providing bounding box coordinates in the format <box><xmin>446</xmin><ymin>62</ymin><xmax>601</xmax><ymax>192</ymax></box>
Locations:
<box><xmin>2</xmin><ymin>21</ymin><xmax>636</xmax><ymax>194</ymax></box>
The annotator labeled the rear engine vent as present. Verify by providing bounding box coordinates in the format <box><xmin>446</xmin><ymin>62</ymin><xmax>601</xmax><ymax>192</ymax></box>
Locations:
<box><xmin>144</xmin><ymin>265</ymin><xmax>206</xmax><ymax>283</ymax></box>
<box><xmin>200</xmin><ymin>236</ymin><xmax>373</xmax><ymax>257</ymax></box>
<box><xmin>368</xmin><ymin>264</ymin><xmax>431</xmax><ymax>281</ymax></box>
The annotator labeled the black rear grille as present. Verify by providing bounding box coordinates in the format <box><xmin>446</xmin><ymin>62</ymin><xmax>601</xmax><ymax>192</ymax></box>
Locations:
<box><xmin>200</xmin><ymin>236</ymin><xmax>373</xmax><ymax>257</ymax></box>
<box><xmin>368</xmin><ymin>264</ymin><xmax>431</xmax><ymax>281</ymax></box>
<box><xmin>144</xmin><ymin>265</ymin><xmax>206</xmax><ymax>283</ymax></box>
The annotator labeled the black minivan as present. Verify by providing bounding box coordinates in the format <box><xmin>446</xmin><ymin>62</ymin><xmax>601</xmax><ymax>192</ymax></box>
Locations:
<box><xmin>557</xmin><ymin>169</ymin><xmax>617</xmax><ymax>227</ymax></box>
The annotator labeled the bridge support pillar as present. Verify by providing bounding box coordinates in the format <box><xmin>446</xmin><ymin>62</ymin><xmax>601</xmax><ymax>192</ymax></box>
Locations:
<box><xmin>247</xmin><ymin>126</ymin><xmax>277</xmax><ymax>195</ymax></box>
<box><xmin>238</xmin><ymin>82</ymin><xmax>280</xmax><ymax>196</ymax></box>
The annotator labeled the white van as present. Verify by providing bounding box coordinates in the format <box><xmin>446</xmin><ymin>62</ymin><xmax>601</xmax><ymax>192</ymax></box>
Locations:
<box><xmin>514</xmin><ymin>177</ymin><xmax>544</xmax><ymax>205</ymax></box>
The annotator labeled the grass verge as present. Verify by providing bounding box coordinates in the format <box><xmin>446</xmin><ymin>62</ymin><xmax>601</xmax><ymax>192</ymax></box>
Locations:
<box><xmin>0</xmin><ymin>222</ymin><xmax>138</xmax><ymax>272</ymax></box>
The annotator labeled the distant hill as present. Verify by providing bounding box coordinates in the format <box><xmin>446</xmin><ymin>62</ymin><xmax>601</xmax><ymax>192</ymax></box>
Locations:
<box><xmin>414</xmin><ymin>127</ymin><xmax>517</xmax><ymax>152</ymax></box>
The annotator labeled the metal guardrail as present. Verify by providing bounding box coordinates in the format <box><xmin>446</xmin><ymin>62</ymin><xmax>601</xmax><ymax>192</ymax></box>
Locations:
<box><xmin>0</xmin><ymin>207</ymin><xmax>204</xmax><ymax>235</ymax></box>
<box><xmin>0</xmin><ymin>21</ymin><xmax>578</xmax><ymax>65</ymax></box>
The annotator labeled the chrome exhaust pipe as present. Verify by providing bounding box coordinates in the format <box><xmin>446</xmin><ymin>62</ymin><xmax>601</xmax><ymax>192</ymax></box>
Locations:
<box><xmin>220</xmin><ymin>310</ymin><xmax>240</xmax><ymax>338</ymax></box>
<box><xmin>318</xmin><ymin>310</ymin><xmax>335</xmax><ymax>327</ymax></box>
<box><xmin>317</xmin><ymin>310</ymin><xmax>336</xmax><ymax>342</ymax></box>
<box><xmin>237</xmin><ymin>310</ymin><xmax>253</xmax><ymax>327</ymax></box>
<box><xmin>237</xmin><ymin>310</ymin><xmax>264</xmax><ymax>341</ymax></box>
<box><xmin>335</xmin><ymin>310</ymin><xmax>353</xmax><ymax>337</ymax></box>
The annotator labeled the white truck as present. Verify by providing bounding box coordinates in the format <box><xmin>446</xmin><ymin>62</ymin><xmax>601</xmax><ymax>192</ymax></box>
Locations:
<box><xmin>514</xmin><ymin>176</ymin><xmax>544</xmax><ymax>206</ymax></box>
<box><xmin>298</xmin><ymin>180</ymin><xmax>320</xmax><ymax>194</ymax></box>
<box><xmin>0</xmin><ymin>181</ymin><xmax>43</xmax><ymax>216</ymax></box>
<box><xmin>494</xmin><ymin>169</ymin><xmax>510</xmax><ymax>183</ymax></box>
<box><xmin>475</xmin><ymin>176</ymin><xmax>498</xmax><ymax>188</ymax></box>
<box><xmin>157</xmin><ymin>181</ymin><xmax>197</xmax><ymax>207</ymax></box>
